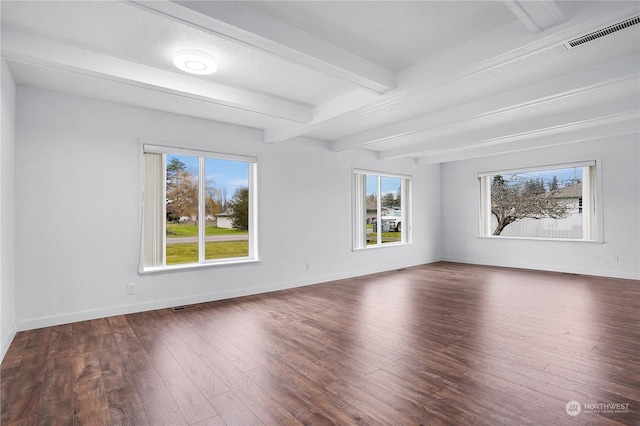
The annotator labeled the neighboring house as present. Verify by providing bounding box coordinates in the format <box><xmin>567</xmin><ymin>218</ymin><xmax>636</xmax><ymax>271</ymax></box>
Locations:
<box><xmin>215</xmin><ymin>211</ymin><xmax>233</xmax><ymax>229</ymax></box>
<box><xmin>549</xmin><ymin>182</ymin><xmax>583</xmax><ymax>213</ymax></box>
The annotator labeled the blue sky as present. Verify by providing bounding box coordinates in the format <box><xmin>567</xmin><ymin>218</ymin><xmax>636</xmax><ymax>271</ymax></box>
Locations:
<box><xmin>366</xmin><ymin>175</ymin><xmax>402</xmax><ymax>197</ymax></box>
<box><xmin>168</xmin><ymin>155</ymin><xmax>249</xmax><ymax>195</ymax></box>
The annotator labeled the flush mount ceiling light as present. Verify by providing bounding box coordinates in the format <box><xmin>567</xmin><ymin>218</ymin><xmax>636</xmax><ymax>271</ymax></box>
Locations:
<box><xmin>173</xmin><ymin>50</ymin><xmax>217</xmax><ymax>75</ymax></box>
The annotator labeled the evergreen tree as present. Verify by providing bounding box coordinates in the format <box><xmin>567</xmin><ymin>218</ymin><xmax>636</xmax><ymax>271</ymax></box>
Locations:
<box><xmin>227</xmin><ymin>187</ymin><xmax>249</xmax><ymax>230</ymax></box>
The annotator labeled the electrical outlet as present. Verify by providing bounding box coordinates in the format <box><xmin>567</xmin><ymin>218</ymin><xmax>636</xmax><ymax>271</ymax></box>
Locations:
<box><xmin>611</xmin><ymin>255</ymin><xmax>619</xmax><ymax>263</ymax></box>
<box><xmin>306</xmin><ymin>261</ymin><xmax>311</xmax><ymax>271</ymax></box>
<box><xmin>127</xmin><ymin>282</ymin><xmax>136</xmax><ymax>295</ymax></box>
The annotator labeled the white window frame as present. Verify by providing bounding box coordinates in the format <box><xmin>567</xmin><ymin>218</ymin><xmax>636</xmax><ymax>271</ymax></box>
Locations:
<box><xmin>353</xmin><ymin>168</ymin><xmax>412</xmax><ymax>250</ymax></box>
<box><xmin>478</xmin><ymin>160</ymin><xmax>603</xmax><ymax>242</ymax></box>
<box><xmin>139</xmin><ymin>144</ymin><xmax>258</xmax><ymax>273</ymax></box>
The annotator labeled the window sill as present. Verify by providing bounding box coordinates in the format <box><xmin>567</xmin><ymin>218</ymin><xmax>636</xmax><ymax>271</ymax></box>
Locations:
<box><xmin>477</xmin><ymin>236</ymin><xmax>603</xmax><ymax>244</ymax></box>
<box><xmin>354</xmin><ymin>242</ymin><xmax>411</xmax><ymax>251</ymax></box>
<box><xmin>139</xmin><ymin>258</ymin><xmax>261</xmax><ymax>274</ymax></box>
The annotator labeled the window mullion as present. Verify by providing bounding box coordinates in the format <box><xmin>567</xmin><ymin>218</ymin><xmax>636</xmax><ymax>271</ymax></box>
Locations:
<box><xmin>377</xmin><ymin>175</ymin><xmax>382</xmax><ymax>245</ymax></box>
<box><xmin>162</xmin><ymin>154</ymin><xmax>167</xmax><ymax>267</ymax></box>
<box><xmin>583</xmin><ymin>166</ymin><xmax>594</xmax><ymax>240</ymax></box>
<box><xmin>198</xmin><ymin>157</ymin><xmax>205</xmax><ymax>264</ymax></box>
<box><xmin>248</xmin><ymin>163</ymin><xmax>257</xmax><ymax>259</ymax></box>
<box><xmin>401</xmin><ymin>178</ymin><xmax>406</xmax><ymax>244</ymax></box>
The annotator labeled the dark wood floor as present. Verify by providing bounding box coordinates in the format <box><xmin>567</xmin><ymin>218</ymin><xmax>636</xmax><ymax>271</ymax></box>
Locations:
<box><xmin>2</xmin><ymin>262</ymin><xmax>639</xmax><ymax>425</ymax></box>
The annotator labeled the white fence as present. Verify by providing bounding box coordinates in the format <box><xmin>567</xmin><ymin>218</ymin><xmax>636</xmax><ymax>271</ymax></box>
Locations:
<box><xmin>492</xmin><ymin>212</ymin><xmax>584</xmax><ymax>239</ymax></box>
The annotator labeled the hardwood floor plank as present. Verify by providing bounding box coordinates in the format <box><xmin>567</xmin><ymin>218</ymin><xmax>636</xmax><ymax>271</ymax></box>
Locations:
<box><xmin>1</xmin><ymin>382</ymin><xmax>41</xmax><ymax>425</ymax></box>
<box><xmin>73</xmin><ymin>350</ymin><xmax>112</xmax><ymax>425</ymax></box>
<box><xmin>220</xmin><ymin>369</ymin><xmax>303</xmax><ymax>425</ymax></box>
<box><xmin>191</xmin><ymin>414</ymin><xmax>227</xmax><ymax>425</ymax></box>
<box><xmin>110</xmin><ymin>326</ymin><xmax>152</xmax><ymax>373</ymax></box>
<box><xmin>366</xmin><ymin>368</ymin><xmax>453</xmax><ymax>424</ymax></box>
<box><xmin>90</xmin><ymin>318</ymin><xmax>113</xmax><ymax>336</ymax></box>
<box><xmin>130</xmin><ymin>368</ymin><xmax>187</xmax><ymax>425</ymax></box>
<box><xmin>309</xmin><ymin>390</ymin><xmax>385</xmax><ymax>426</ymax></box>
<box><xmin>1</xmin><ymin>332</ymin><xmax>29</xmax><ymax>370</ymax></box>
<box><xmin>73</xmin><ymin>382</ymin><xmax>112</xmax><ymax>426</ymax></box>
<box><xmin>1</xmin><ymin>360</ymin><xmax>47</xmax><ymax>425</ymax></box>
<box><xmin>192</xmin><ymin>320</ymin><xmax>261</xmax><ymax>372</ymax></box>
<box><xmin>323</xmin><ymin>377</ymin><xmax>418</xmax><ymax>426</ymax></box>
<box><xmin>245</xmin><ymin>366</ymin><xmax>336</xmax><ymax>426</ymax></box>
<box><xmin>45</xmin><ymin>325</ymin><xmax>73</xmax><ymax>372</ymax></box>
<box><xmin>307</xmin><ymin>355</ymin><xmax>431</xmax><ymax>425</ymax></box>
<box><xmin>458</xmin><ymin>363</ymin><xmax>620</xmax><ymax>425</ymax></box>
<box><xmin>2</xmin><ymin>262</ymin><xmax>639</xmax><ymax>425</ymax></box>
<box><xmin>148</xmin><ymin>343</ymin><xmax>217</xmax><ymax>425</ymax></box>
<box><xmin>397</xmin><ymin>349</ymin><xmax>470</xmax><ymax>387</ymax></box>
<box><xmin>7</xmin><ymin>416</ymin><xmax>38</xmax><ymax>426</ymax></box>
<box><xmin>72</xmin><ymin>321</ymin><xmax>98</xmax><ymax>354</ymax></box>
<box><xmin>435</xmin><ymin>385</ymin><xmax>538</xmax><ymax>426</ymax></box>
<box><xmin>106</xmin><ymin>388</ymin><xmax>149</xmax><ymax>426</ymax></box>
<box><xmin>95</xmin><ymin>333</ymin><xmax>133</xmax><ymax>393</ymax></box>
<box><xmin>18</xmin><ymin>330</ymin><xmax>51</xmax><ymax>379</ymax></box>
<box><xmin>36</xmin><ymin>366</ymin><xmax>73</xmax><ymax>422</ymax></box>
<box><xmin>230</xmin><ymin>338</ymin><xmax>327</xmax><ymax>401</ymax></box>
<box><xmin>208</xmin><ymin>391</ymin><xmax>264</xmax><ymax>426</ymax></box>
<box><xmin>159</xmin><ymin>327</ymin><xmax>232</xmax><ymax>399</ymax></box>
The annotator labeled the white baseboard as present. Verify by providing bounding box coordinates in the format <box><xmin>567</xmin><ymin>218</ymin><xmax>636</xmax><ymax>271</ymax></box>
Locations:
<box><xmin>442</xmin><ymin>256</ymin><xmax>640</xmax><ymax>280</ymax></box>
<box><xmin>17</xmin><ymin>256</ymin><xmax>634</xmax><ymax>333</ymax></box>
<box><xmin>16</xmin><ymin>258</ymin><xmax>442</xmax><ymax>332</ymax></box>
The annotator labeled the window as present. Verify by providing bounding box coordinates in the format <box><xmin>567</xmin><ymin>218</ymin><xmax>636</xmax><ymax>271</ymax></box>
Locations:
<box><xmin>478</xmin><ymin>161</ymin><xmax>599</xmax><ymax>241</ymax></box>
<box><xmin>353</xmin><ymin>169</ymin><xmax>411</xmax><ymax>249</ymax></box>
<box><xmin>140</xmin><ymin>145</ymin><xmax>257</xmax><ymax>272</ymax></box>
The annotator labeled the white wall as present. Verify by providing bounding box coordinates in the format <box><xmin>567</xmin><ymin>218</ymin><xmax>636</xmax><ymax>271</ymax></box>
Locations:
<box><xmin>12</xmin><ymin>84</ymin><xmax>636</xmax><ymax>338</ymax></box>
<box><xmin>15</xmin><ymin>86</ymin><xmax>442</xmax><ymax>331</ymax></box>
<box><xmin>441</xmin><ymin>135</ymin><xmax>640</xmax><ymax>280</ymax></box>
<box><xmin>1</xmin><ymin>60</ymin><xmax>17</xmax><ymax>359</ymax></box>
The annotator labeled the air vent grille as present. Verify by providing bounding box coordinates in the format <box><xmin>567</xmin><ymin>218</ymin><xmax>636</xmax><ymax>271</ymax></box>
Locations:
<box><xmin>563</xmin><ymin>15</ymin><xmax>640</xmax><ymax>50</ymax></box>
<box><xmin>172</xmin><ymin>304</ymin><xmax>197</xmax><ymax>312</ymax></box>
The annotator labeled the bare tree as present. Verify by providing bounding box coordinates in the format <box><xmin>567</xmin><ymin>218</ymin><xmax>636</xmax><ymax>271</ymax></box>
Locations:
<box><xmin>491</xmin><ymin>174</ymin><xmax>569</xmax><ymax>235</ymax></box>
<box><xmin>166</xmin><ymin>157</ymin><xmax>198</xmax><ymax>221</ymax></box>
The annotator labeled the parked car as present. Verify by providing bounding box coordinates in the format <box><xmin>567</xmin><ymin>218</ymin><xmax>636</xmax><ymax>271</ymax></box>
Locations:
<box><xmin>372</xmin><ymin>211</ymin><xmax>401</xmax><ymax>232</ymax></box>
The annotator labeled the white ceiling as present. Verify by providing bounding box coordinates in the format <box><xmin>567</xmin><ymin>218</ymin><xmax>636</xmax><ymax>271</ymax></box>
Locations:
<box><xmin>1</xmin><ymin>0</ymin><xmax>638</xmax><ymax>164</ymax></box>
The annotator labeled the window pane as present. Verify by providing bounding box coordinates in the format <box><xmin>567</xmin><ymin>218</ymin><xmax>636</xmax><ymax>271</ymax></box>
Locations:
<box><xmin>141</xmin><ymin>146</ymin><xmax>257</xmax><ymax>272</ymax></box>
<box><xmin>165</xmin><ymin>155</ymin><xmax>199</xmax><ymax>265</ymax></box>
<box><xmin>356</xmin><ymin>172</ymin><xmax>409</xmax><ymax>248</ymax></box>
<box><xmin>485</xmin><ymin>165</ymin><xmax>593</xmax><ymax>239</ymax></box>
<box><xmin>204</xmin><ymin>158</ymin><xmax>250</xmax><ymax>260</ymax></box>
<box><xmin>380</xmin><ymin>176</ymin><xmax>402</xmax><ymax>244</ymax></box>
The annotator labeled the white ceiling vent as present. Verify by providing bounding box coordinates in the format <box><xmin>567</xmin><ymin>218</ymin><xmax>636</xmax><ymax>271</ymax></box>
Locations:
<box><xmin>562</xmin><ymin>15</ymin><xmax>640</xmax><ymax>50</ymax></box>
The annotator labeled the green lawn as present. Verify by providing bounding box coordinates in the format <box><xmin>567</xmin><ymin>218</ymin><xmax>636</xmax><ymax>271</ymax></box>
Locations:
<box><xmin>166</xmin><ymin>241</ymin><xmax>249</xmax><ymax>264</ymax></box>
<box><xmin>366</xmin><ymin>223</ymin><xmax>402</xmax><ymax>244</ymax></box>
<box><xmin>367</xmin><ymin>231</ymin><xmax>402</xmax><ymax>244</ymax></box>
<box><xmin>166</xmin><ymin>222</ymin><xmax>248</xmax><ymax>238</ymax></box>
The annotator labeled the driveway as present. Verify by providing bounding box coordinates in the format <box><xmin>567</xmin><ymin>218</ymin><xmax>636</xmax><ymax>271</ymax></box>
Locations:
<box><xmin>166</xmin><ymin>235</ymin><xmax>249</xmax><ymax>244</ymax></box>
